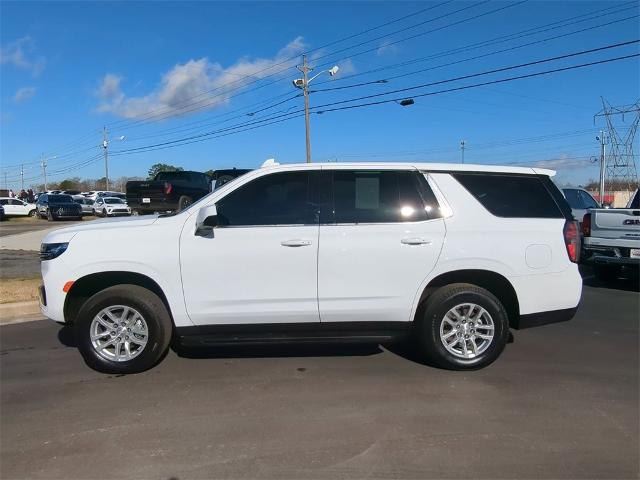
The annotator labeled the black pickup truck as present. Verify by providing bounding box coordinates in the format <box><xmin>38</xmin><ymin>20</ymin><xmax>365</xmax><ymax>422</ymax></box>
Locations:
<box><xmin>126</xmin><ymin>169</ymin><xmax>251</xmax><ymax>215</ymax></box>
<box><xmin>126</xmin><ymin>171</ymin><xmax>211</xmax><ymax>214</ymax></box>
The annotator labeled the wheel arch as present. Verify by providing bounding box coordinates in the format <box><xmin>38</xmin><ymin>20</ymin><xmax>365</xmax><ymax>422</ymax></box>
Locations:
<box><xmin>415</xmin><ymin>269</ymin><xmax>520</xmax><ymax>328</ymax></box>
<box><xmin>64</xmin><ymin>271</ymin><xmax>173</xmax><ymax>326</ymax></box>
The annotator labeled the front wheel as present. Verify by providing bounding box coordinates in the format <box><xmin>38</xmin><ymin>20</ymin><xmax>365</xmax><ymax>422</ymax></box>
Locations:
<box><xmin>47</xmin><ymin>209</ymin><xmax>55</xmax><ymax>222</ymax></box>
<box><xmin>75</xmin><ymin>285</ymin><xmax>173</xmax><ymax>374</ymax></box>
<box><xmin>417</xmin><ymin>283</ymin><xmax>509</xmax><ymax>370</ymax></box>
<box><xmin>28</xmin><ymin>209</ymin><xmax>37</xmax><ymax>217</ymax></box>
<box><xmin>102</xmin><ymin>209</ymin><xmax>108</xmax><ymax>217</ymax></box>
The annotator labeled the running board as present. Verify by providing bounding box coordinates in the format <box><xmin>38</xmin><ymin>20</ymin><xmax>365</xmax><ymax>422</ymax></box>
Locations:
<box><xmin>176</xmin><ymin>322</ymin><xmax>412</xmax><ymax>347</ymax></box>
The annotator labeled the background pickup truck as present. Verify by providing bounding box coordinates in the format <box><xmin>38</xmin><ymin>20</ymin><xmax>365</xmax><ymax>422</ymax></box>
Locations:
<box><xmin>581</xmin><ymin>188</ymin><xmax>640</xmax><ymax>281</ymax></box>
<box><xmin>126</xmin><ymin>171</ymin><xmax>211</xmax><ymax>214</ymax></box>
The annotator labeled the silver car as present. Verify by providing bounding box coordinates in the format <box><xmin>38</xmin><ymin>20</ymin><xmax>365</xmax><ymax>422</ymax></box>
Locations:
<box><xmin>74</xmin><ymin>197</ymin><xmax>95</xmax><ymax>216</ymax></box>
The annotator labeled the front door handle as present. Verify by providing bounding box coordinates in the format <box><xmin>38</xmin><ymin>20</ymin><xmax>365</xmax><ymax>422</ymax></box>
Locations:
<box><xmin>401</xmin><ymin>237</ymin><xmax>432</xmax><ymax>245</ymax></box>
<box><xmin>281</xmin><ymin>239</ymin><xmax>312</xmax><ymax>247</ymax></box>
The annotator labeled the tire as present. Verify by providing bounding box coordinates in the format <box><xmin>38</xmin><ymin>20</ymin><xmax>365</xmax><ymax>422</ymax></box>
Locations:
<box><xmin>28</xmin><ymin>209</ymin><xmax>37</xmax><ymax>217</ymax></box>
<box><xmin>178</xmin><ymin>195</ymin><xmax>193</xmax><ymax>211</ymax></box>
<box><xmin>75</xmin><ymin>285</ymin><xmax>173</xmax><ymax>374</ymax></box>
<box><xmin>76</xmin><ymin>216</ymin><xmax>83</xmax><ymax>221</ymax></box>
<box><xmin>102</xmin><ymin>209</ymin><xmax>108</xmax><ymax>217</ymax></box>
<box><xmin>594</xmin><ymin>265</ymin><xmax>621</xmax><ymax>282</ymax></box>
<box><xmin>92</xmin><ymin>209</ymin><xmax>96</xmax><ymax>216</ymax></box>
<box><xmin>416</xmin><ymin>283</ymin><xmax>509</xmax><ymax>370</ymax></box>
<box><xmin>47</xmin><ymin>209</ymin><xmax>55</xmax><ymax>222</ymax></box>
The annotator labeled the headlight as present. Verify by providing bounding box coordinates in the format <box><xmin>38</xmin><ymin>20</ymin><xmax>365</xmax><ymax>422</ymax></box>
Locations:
<box><xmin>40</xmin><ymin>243</ymin><xmax>69</xmax><ymax>260</ymax></box>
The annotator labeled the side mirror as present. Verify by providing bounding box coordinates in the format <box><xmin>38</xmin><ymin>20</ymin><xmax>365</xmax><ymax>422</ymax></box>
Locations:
<box><xmin>195</xmin><ymin>204</ymin><xmax>218</xmax><ymax>237</ymax></box>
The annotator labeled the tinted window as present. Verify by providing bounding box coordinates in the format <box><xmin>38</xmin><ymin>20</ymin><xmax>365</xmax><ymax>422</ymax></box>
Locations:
<box><xmin>579</xmin><ymin>190</ymin><xmax>599</xmax><ymax>209</ymax></box>
<box><xmin>105</xmin><ymin>198</ymin><xmax>124</xmax><ymax>204</ymax></box>
<box><xmin>454</xmin><ymin>173</ymin><xmax>563</xmax><ymax>218</ymax></box>
<box><xmin>630</xmin><ymin>190</ymin><xmax>639</xmax><ymax>209</ymax></box>
<box><xmin>0</xmin><ymin>199</ymin><xmax>7</xmax><ymax>205</ymax></box>
<box><xmin>562</xmin><ymin>189</ymin><xmax>583</xmax><ymax>209</ymax></box>
<box><xmin>216</xmin><ymin>171</ymin><xmax>314</xmax><ymax>226</ymax></box>
<box><xmin>331</xmin><ymin>170</ymin><xmax>433</xmax><ymax>223</ymax></box>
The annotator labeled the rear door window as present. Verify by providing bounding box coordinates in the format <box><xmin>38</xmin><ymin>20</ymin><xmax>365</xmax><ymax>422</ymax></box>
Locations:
<box><xmin>453</xmin><ymin>173</ymin><xmax>564</xmax><ymax>219</ymax></box>
<box><xmin>330</xmin><ymin>170</ymin><xmax>437</xmax><ymax>224</ymax></box>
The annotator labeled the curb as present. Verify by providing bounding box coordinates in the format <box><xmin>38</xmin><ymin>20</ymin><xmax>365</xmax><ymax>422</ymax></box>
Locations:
<box><xmin>0</xmin><ymin>301</ymin><xmax>44</xmax><ymax>325</ymax></box>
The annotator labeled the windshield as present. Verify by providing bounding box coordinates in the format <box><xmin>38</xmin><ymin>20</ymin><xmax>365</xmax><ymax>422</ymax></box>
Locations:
<box><xmin>104</xmin><ymin>198</ymin><xmax>124</xmax><ymax>204</ymax></box>
<box><xmin>49</xmin><ymin>195</ymin><xmax>74</xmax><ymax>203</ymax></box>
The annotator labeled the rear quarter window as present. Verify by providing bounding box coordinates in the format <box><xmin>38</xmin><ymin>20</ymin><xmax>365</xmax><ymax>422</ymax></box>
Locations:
<box><xmin>453</xmin><ymin>173</ymin><xmax>565</xmax><ymax>219</ymax></box>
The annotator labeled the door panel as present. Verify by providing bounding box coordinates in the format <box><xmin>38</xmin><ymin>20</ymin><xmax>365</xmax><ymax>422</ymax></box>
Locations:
<box><xmin>180</xmin><ymin>225</ymin><xmax>319</xmax><ymax>325</ymax></box>
<box><xmin>318</xmin><ymin>220</ymin><xmax>445</xmax><ymax>323</ymax></box>
<box><xmin>179</xmin><ymin>169</ymin><xmax>321</xmax><ymax>326</ymax></box>
<box><xmin>318</xmin><ymin>169</ymin><xmax>446</xmax><ymax>323</ymax></box>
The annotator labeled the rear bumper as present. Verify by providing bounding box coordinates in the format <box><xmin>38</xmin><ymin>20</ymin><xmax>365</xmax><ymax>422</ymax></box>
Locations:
<box><xmin>513</xmin><ymin>306</ymin><xmax>578</xmax><ymax>329</ymax></box>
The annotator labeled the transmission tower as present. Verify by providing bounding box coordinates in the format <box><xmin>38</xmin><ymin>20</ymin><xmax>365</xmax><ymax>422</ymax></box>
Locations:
<box><xmin>594</xmin><ymin>98</ymin><xmax>639</xmax><ymax>196</ymax></box>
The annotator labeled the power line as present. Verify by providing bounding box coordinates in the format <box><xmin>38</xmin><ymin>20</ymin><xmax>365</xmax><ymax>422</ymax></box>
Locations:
<box><xmin>108</xmin><ymin>47</ymin><xmax>639</xmax><ymax>156</ymax></box>
<box><xmin>311</xmin><ymin>14</ymin><xmax>639</xmax><ymax>92</ymax></box>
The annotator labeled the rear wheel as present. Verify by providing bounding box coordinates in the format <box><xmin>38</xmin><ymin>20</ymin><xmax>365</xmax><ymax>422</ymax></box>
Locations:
<box><xmin>178</xmin><ymin>195</ymin><xmax>193</xmax><ymax>211</ymax></box>
<box><xmin>75</xmin><ymin>285</ymin><xmax>172</xmax><ymax>374</ymax></box>
<box><xmin>417</xmin><ymin>283</ymin><xmax>509</xmax><ymax>370</ymax></box>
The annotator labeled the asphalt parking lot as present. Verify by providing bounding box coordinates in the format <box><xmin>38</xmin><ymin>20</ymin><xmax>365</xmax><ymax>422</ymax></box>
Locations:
<box><xmin>0</xmin><ymin>275</ymin><xmax>638</xmax><ymax>479</ymax></box>
<box><xmin>0</xmin><ymin>217</ymin><xmax>84</xmax><ymax>238</ymax></box>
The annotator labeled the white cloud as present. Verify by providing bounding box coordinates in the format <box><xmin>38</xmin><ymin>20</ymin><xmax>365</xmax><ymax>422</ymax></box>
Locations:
<box><xmin>336</xmin><ymin>59</ymin><xmax>357</xmax><ymax>76</ymax></box>
<box><xmin>96</xmin><ymin>38</ymin><xmax>307</xmax><ymax>120</ymax></box>
<box><xmin>532</xmin><ymin>155</ymin><xmax>592</xmax><ymax>170</ymax></box>
<box><xmin>0</xmin><ymin>37</ymin><xmax>46</xmax><ymax>76</ymax></box>
<box><xmin>13</xmin><ymin>86</ymin><xmax>37</xmax><ymax>103</ymax></box>
<box><xmin>376</xmin><ymin>41</ymin><xmax>399</xmax><ymax>56</ymax></box>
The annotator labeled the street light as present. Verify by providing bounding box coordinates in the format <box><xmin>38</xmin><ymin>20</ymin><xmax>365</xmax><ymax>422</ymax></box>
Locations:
<box><xmin>41</xmin><ymin>154</ymin><xmax>57</xmax><ymax>191</ymax></box>
<box><xmin>102</xmin><ymin>128</ymin><xmax>125</xmax><ymax>191</ymax></box>
<box><xmin>293</xmin><ymin>55</ymin><xmax>339</xmax><ymax>163</ymax></box>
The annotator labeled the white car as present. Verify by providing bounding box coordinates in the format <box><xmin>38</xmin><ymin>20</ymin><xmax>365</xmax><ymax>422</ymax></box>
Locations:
<box><xmin>0</xmin><ymin>197</ymin><xmax>37</xmax><ymax>217</ymax></box>
<box><xmin>40</xmin><ymin>161</ymin><xmax>582</xmax><ymax>374</ymax></box>
<box><xmin>92</xmin><ymin>197</ymin><xmax>131</xmax><ymax>217</ymax></box>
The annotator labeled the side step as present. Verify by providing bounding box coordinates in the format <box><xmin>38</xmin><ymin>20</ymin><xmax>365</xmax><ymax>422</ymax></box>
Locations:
<box><xmin>176</xmin><ymin>322</ymin><xmax>412</xmax><ymax>347</ymax></box>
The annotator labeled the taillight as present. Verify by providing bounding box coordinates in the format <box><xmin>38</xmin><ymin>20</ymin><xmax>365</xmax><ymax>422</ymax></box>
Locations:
<box><xmin>164</xmin><ymin>182</ymin><xmax>173</xmax><ymax>195</ymax></box>
<box><xmin>582</xmin><ymin>213</ymin><xmax>591</xmax><ymax>237</ymax></box>
<box><xmin>563</xmin><ymin>220</ymin><xmax>580</xmax><ymax>263</ymax></box>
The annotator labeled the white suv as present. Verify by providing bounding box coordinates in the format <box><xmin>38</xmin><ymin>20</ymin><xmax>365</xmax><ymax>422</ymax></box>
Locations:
<box><xmin>39</xmin><ymin>162</ymin><xmax>582</xmax><ymax>373</ymax></box>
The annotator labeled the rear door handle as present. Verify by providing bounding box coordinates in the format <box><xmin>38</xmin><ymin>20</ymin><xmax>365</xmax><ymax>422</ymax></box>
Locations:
<box><xmin>281</xmin><ymin>239</ymin><xmax>312</xmax><ymax>247</ymax></box>
<box><xmin>401</xmin><ymin>237</ymin><xmax>431</xmax><ymax>245</ymax></box>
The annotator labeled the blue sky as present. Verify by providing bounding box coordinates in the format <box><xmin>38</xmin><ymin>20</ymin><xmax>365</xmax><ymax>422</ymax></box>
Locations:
<box><xmin>1</xmin><ymin>0</ymin><xmax>639</xmax><ymax>190</ymax></box>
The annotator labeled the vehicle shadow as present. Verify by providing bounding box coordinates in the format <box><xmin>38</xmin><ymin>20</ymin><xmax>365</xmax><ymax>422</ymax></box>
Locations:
<box><xmin>580</xmin><ymin>264</ymin><xmax>639</xmax><ymax>292</ymax></box>
<box><xmin>57</xmin><ymin>325</ymin><xmax>77</xmax><ymax>347</ymax></box>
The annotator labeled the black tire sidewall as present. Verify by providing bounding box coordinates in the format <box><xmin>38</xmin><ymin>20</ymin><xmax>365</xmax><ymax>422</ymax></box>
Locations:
<box><xmin>419</xmin><ymin>286</ymin><xmax>509</xmax><ymax>370</ymax></box>
<box><xmin>178</xmin><ymin>196</ymin><xmax>192</xmax><ymax>211</ymax></box>
<box><xmin>75</xmin><ymin>286</ymin><xmax>172</xmax><ymax>374</ymax></box>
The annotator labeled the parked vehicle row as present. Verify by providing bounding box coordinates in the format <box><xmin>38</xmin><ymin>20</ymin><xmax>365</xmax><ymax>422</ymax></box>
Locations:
<box><xmin>41</xmin><ymin>161</ymin><xmax>583</xmax><ymax>374</ymax></box>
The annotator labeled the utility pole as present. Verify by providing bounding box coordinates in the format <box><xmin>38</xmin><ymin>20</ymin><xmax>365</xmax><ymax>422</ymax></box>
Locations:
<box><xmin>41</xmin><ymin>154</ymin><xmax>48</xmax><ymax>191</ymax></box>
<box><xmin>460</xmin><ymin>140</ymin><xmax>466</xmax><ymax>164</ymax></box>
<box><xmin>102</xmin><ymin>126</ymin><xmax>110</xmax><ymax>191</ymax></box>
<box><xmin>299</xmin><ymin>55</ymin><xmax>312</xmax><ymax>163</ymax></box>
<box><xmin>4</xmin><ymin>172</ymin><xmax>7</xmax><ymax>189</ymax></box>
<box><xmin>597</xmin><ymin>131</ymin><xmax>607</xmax><ymax>205</ymax></box>
<box><xmin>293</xmin><ymin>57</ymin><xmax>340</xmax><ymax>163</ymax></box>
<box><xmin>20</xmin><ymin>164</ymin><xmax>24</xmax><ymax>191</ymax></box>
